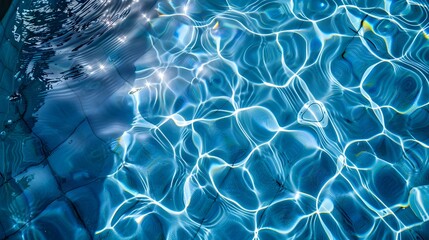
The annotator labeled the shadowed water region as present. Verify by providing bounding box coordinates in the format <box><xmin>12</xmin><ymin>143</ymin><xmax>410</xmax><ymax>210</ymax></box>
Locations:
<box><xmin>1</xmin><ymin>0</ymin><xmax>429</xmax><ymax>239</ymax></box>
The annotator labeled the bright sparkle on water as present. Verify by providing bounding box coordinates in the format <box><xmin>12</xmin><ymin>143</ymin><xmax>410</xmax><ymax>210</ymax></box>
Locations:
<box><xmin>1</xmin><ymin>0</ymin><xmax>429</xmax><ymax>239</ymax></box>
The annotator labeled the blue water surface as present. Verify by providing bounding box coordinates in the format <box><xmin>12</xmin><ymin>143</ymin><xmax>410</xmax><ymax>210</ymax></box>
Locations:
<box><xmin>1</xmin><ymin>0</ymin><xmax>429</xmax><ymax>239</ymax></box>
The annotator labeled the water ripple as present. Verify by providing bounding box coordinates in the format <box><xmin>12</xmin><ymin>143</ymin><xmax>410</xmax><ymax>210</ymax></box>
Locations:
<box><xmin>2</xmin><ymin>0</ymin><xmax>429</xmax><ymax>239</ymax></box>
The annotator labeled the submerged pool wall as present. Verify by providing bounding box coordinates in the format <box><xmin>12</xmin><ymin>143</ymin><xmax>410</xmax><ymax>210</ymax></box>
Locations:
<box><xmin>0</xmin><ymin>1</ymin><xmax>95</xmax><ymax>239</ymax></box>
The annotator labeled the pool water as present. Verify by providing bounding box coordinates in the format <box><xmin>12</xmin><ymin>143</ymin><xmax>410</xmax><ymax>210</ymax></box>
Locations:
<box><xmin>1</xmin><ymin>0</ymin><xmax>429</xmax><ymax>239</ymax></box>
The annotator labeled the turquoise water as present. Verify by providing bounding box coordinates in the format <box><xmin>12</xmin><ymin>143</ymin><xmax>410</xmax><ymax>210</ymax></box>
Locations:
<box><xmin>1</xmin><ymin>0</ymin><xmax>429</xmax><ymax>239</ymax></box>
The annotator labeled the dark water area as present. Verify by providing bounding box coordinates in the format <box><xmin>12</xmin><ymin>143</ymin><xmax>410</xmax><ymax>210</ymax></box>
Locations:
<box><xmin>1</xmin><ymin>0</ymin><xmax>429</xmax><ymax>239</ymax></box>
<box><xmin>0</xmin><ymin>0</ymin><xmax>13</xmax><ymax>21</ymax></box>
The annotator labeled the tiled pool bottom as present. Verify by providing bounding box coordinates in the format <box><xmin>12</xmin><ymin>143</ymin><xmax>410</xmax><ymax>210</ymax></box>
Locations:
<box><xmin>1</xmin><ymin>0</ymin><xmax>429</xmax><ymax>239</ymax></box>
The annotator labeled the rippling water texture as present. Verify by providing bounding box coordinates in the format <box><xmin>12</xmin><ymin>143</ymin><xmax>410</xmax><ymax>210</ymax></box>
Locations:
<box><xmin>1</xmin><ymin>0</ymin><xmax>429</xmax><ymax>239</ymax></box>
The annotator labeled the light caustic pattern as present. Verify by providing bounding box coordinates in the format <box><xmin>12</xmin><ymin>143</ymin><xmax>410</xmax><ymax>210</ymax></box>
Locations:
<box><xmin>2</xmin><ymin>0</ymin><xmax>429</xmax><ymax>239</ymax></box>
<box><xmin>97</xmin><ymin>0</ymin><xmax>429</xmax><ymax>239</ymax></box>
